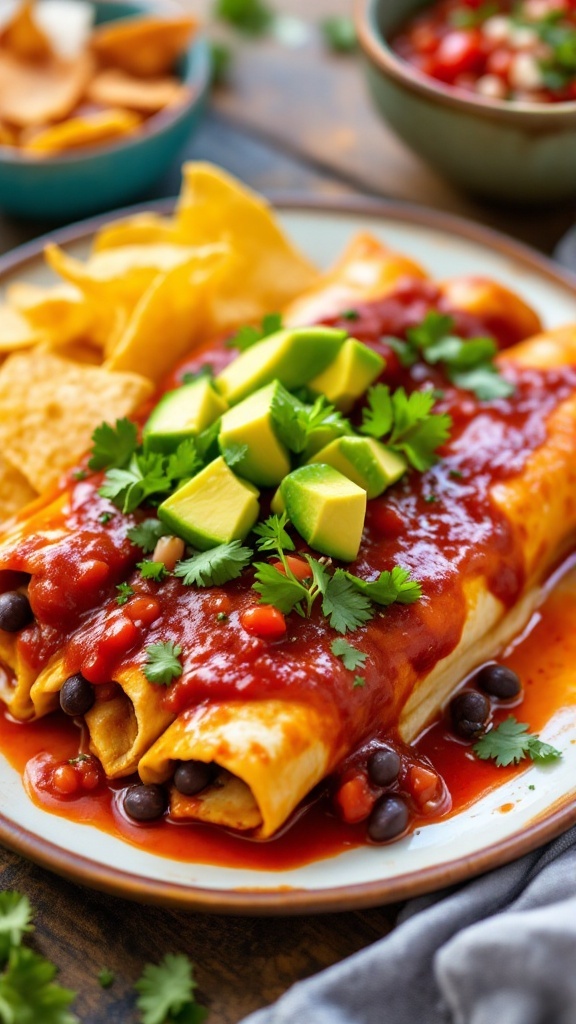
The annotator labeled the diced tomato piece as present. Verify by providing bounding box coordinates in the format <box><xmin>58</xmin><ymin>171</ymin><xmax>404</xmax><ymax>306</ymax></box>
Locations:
<box><xmin>409</xmin><ymin>23</ymin><xmax>439</xmax><ymax>55</ymax></box>
<box><xmin>51</xmin><ymin>763</ymin><xmax>80</xmax><ymax>796</ymax></box>
<box><xmin>430</xmin><ymin>29</ymin><xmax>484</xmax><ymax>82</ymax></box>
<box><xmin>271</xmin><ymin>557</ymin><xmax>312</xmax><ymax>582</ymax></box>
<box><xmin>486</xmin><ymin>48</ymin><xmax>514</xmax><ymax>82</ymax></box>
<box><xmin>408</xmin><ymin>764</ymin><xmax>440</xmax><ymax>808</ymax></box>
<box><xmin>336</xmin><ymin>774</ymin><xmax>375</xmax><ymax>824</ymax></box>
<box><xmin>126</xmin><ymin>596</ymin><xmax>161</xmax><ymax>627</ymax></box>
<box><xmin>240</xmin><ymin>605</ymin><xmax>287</xmax><ymax>640</ymax></box>
<box><xmin>75</xmin><ymin>559</ymin><xmax>110</xmax><ymax>591</ymax></box>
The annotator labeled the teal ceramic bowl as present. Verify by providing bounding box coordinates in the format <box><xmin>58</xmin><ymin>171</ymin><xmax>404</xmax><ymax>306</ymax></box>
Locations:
<box><xmin>0</xmin><ymin>0</ymin><xmax>210</xmax><ymax>221</ymax></box>
<box><xmin>355</xmin><ymin>0</ymin><xmax>576</xmax><ymax>203</ymax></box>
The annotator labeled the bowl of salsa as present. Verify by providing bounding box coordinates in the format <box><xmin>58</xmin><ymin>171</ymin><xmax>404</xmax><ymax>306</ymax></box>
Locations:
<box><xmin>355</xmin><ymin>0</ymin><xmax>576</xmax><ymax>202</ymax></box>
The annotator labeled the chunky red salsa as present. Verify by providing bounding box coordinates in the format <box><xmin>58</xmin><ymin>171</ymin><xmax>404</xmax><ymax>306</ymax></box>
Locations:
<box><xmin>1</xmin><ymin>274</ymin><xmax>575</xmax><ymax>862</ymax></box>
<box><xmin>391</xmin><ymin>0</ymin><xmax>576</xmax><ymax>104</ymax></box>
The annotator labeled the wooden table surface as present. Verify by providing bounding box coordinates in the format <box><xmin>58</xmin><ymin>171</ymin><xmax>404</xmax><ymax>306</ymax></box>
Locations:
<box><xmin>0</xmin><ymin>3</ymin><xmax>575</xmax><ymax>1022</ymax></box>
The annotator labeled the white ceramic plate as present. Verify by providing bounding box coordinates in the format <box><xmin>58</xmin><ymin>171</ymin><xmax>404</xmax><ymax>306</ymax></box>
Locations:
<box><xmin>1</xmin><ymin>198</ymin><xmax>575</xmax><ymax>914</ymax></box>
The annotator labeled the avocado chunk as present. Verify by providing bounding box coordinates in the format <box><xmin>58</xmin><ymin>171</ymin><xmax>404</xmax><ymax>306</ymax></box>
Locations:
<box><xmin>307</xmin><ymin>437</ymin><xmax>406</xmax><ymax>499</ymax></box>
<box><xmin>218</xmin><ymin>382</ymin><xmax>291</xmax><ymax>487</ymax></box>
<box><xmin>215</xmin><ymin>326</ymin><xmax>347</xmax><ymax>405</ymax></box>
<box><xmin>144</xmin><ymin>378</ymin><xmax>228</xmax><ymax>454</ymax></box>
<box><xmin>308</xmin><ymin>338</ymin><xmax>385</xmax><ymax>412</ymax></box>
<box><xmin>158</xmin><ymin>457</ymin><xmax>259</xmax><ymax>549</ymax></box>
<box><xmin>279</xmin><ymin>464</ymin><xmax>366</xmax><ymax>562</ymax></box>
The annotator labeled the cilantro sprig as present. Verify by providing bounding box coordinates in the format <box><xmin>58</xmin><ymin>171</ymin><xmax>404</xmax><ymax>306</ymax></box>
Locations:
<box><xmin>386</xmin><ymin>312</ymin><xmax>514</xmax><ymax>401</ymax></box>
<box><xmin>360</xmin><ymin>384</ymin><xmax>452</xmax><ymax>471</ymax></box>
<box><xmin>90</xmin><ymin>419</ymin><xmax>202</xmax><ymax>515</ymax></box>
<box><xmin>473</xmin><ymin>716</ymin><xmax>562</xmax><ymax>768</ymax></box>
<box><xmin>271</xmin><ymin>386</ymin><xmax>351</xmax><ymax>455</ymax></box>
<box><xmin>127</xmin><ymin>519</ymin><xmax>170</xmax><ymax>553</ymax></box>
<box><xmin>137</xmin><ymin>561</ymin><xmax>169</xmax><ymax>583</ymax></box>
<box><xmin>143</xmin><ymin>641</ymin><xmax>183</xmax><ymax>686</ymax></box>
<box><xmin>330</xmin><ymin>638</ymin><xmax>367</xmax><ymax>671</ymax></box>
<box><xmin>115</xmin><ymin>582</ymin><xmax>134</xmax><ymax>605</ymax></box>
<box><xmin>251</xmin><ymin>514</ymin><xmax>422</xmax><ymax>633</ymax></box>
<box><xmin>0</xmin><ymin>892</ymin><xmax>78</xmax><ymax>1024</ymax></box>
<box><xmin>135</xmin><ymin>953</ymin><xmax>207</xmax><ymax>1024</ymax></box>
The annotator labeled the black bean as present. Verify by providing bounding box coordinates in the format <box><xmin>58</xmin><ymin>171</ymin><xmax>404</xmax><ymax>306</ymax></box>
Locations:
<box><xmin>367</xmin><ymin>794</ymin><xmax>410</xmax><ymax>843</ymax></box>
<box><xmin>124</xmin><ymin>784</ymin><xmax>167</xmax><ymax>822</ymax></box>
<box><xmin>450</xmin><ymin>690</ymin><xmax>490</xmax><ymax>739</ymax></box>
<box><xmin>476</xmin><ymin>663</ymin><xmax>521</xmax><ymax>700</ymax></box>
<box><xmin>367</xmin><ymin>747</ymin><xmax>401</xmax><ymax>788</ymax></box>
<box><xmin>0</xmin><ymin>592</ymin><xmax>33</xmax><ymax>633</ymax></box>
<box><xmin>173</xmin><ymin>760</ymin><xmax>216</xmax><ymax>796</ymax></box>
<box><xmin>59</xmin><ymin>674</ymin><xmax>95</xmax><ymax>717</ymax></box>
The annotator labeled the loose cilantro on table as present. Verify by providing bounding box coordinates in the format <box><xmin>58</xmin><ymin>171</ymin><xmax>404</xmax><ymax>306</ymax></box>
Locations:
<box><xmin>386</xmin><ymin>312</ymin><xmax>514</xmax><ymax>401</ymax></box>
<box><xmin>135</xmin><ymin>953</ymin><xmax>207</xmax><ymax>1024</ymax></box>
<box><xmin>127</xmin><ymin>519</ymin><xmax>170</xmax><ymax>553</ymax></box>
<box><xmin>321</xmin><ymin>15</ymin><xmax>357</xmax><ymax>52</ymax></box>
<box><xmin>473</xmin><ymin>716</ymin><xmax>562</xmax><ymax>768</ymax></box>
<box><xmin>227</xmin><ymin>312</ymin><xmax>283</xmax><ymax>352</ymax></box>
<box><xmin>360</xmin><ymin>384</ymin><xmax>452</xmax><ymax>472</ymax></box>
<box><xmin>0</xmin><ymin>892</ymin><xmax>78</xmax><ymax>1024</ymax></box>
<box><xmin>137</xmin><ymin>561</ymin><xmax>169</xmax><ymax>582</ymax></box>
<box><xmin>330</xmin><ymin>637</ymin><xmax>367</xmax><ymax>672</ymax></box>
<box><xmin>115</xmin><ymin>582</ymin><xmax>134</xmax><ymax>605</ymax></box>
<box><xmin>143</xmin><ymin>642</ymin><xmax>183</xmax><ymax>686</ymax></box>
<box><xmin>97</xmin><ymin>967</ymin><xmax>115</xmax><ymax>989</ymax></box>
<box><xmin>174</xmin><ymin>541</ymin><xmax>253</xmax><ymax>587</ymax></box>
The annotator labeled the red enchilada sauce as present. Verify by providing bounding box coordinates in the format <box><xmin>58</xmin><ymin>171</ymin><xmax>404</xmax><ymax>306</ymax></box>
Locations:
<box><xmin>0</xmin><ymin>276</ymin><xmax>575</xmax><ymax>867</ymax></box>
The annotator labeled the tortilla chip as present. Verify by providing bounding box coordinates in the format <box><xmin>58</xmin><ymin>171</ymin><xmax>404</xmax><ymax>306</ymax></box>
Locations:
<box><xmin>87</xmin><ymin>68</ymin><xmax>190</xmax><ymax>112</ymax></box>
<box><xmin>0</xmin><ymin>304</ymin><xmax>41</xmax><ymax>351</ymax></box>
<box><xmin>7</xmin><ymin>281</ymin><xmax>92</xmax><ymax>345</ymax></box>
<box><xmin>0</xmin><ymin>348</ymin><xmax>152</xmax><ymax>490</ymax></box>
<box><xmin>23</xmin><ymin>107</ymin><xmax>141</xmax><ymax>155</ymax></box>
<box><xmin>0</xmin><ymin>50</ymin><xmax>93</xmax><ymax>127</ymax></box>
<box><xmin>0</xmin><ymin>0</ymin><xmax>53</xmax><ymax>62</ymax></box>
<box><xmin>46</xmin><ymin>240</ymin><xmax>215</xmax><ymax>296</ymax></box>
<box><xmin>0</xmin><ymin>454</ymin><xmax>37</xmax><ymax>526</ymax></box>
<box><xmin>106</xmin><ymin>247</ymin><xmax>230</xmax><ymax>379</ymax></box>
<box><xmin>175</xmin><ymin>163</ymin><xmax>319</xmax><ymax>332</ymax></box>
<box><xmin>90</xmin><ymin>14</ymin><xmax>197</xmax><ymax>77</ymax></box>
<box><xmin>92</xmin><ymin>212</ymin><xmax>180</xmax><ymax>253</ymax></box>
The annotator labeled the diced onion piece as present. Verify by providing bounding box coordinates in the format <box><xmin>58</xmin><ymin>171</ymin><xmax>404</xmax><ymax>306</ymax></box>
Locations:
<box><xmin>476</xmin><ymin>74</ymin><xmax>507</xmax><ymax>99</ymax></box>
<box><xmin>482</xmin><ymin>16</ymin><xmax>513</xmax><ymax>43</ymax></box>
<box><xmin>509</xmin><ymin>52</ymin><xmax>543</xmax><ymax>91</ymax></box>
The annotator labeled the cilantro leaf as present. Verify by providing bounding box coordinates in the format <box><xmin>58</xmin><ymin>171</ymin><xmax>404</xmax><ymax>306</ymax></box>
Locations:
<box><xmin>359</xmin><ymin>383</ymin><xmax>394</xmax><ymax>440</ymax></box>
<box><xmin>127</xmin><ymin>519</ymin><xmax>170</xmax><ymax>553</ymax></box>
<box><xmin>473</xmin><ymin>716</ymin><xmax>562</xmax><ymax>768</ymax></box>
<box><xmin>166</xmin><ymin>439</ymin><xmax>201</xmax><ymax>483</ymax></box>
<box><xmin>252</xmin><ymin>562</ymin><xmax>308</xmax><ymax>615</ymax></box>
<box><xmin>181</xmin><ymin>365</ymin><xmax>214</xmax><ymax>385</ymax></box>
<box><xmin>99</xmin><ymin>452</ymin><xmax>171</xmax><ymax>514</ymax></box>
<box><xmin>346</xmin><ymin>566</ymin><xmax>422</xmax><ymax>606</ymax></box>
<box><xmin>88</xmin><ymin>418</ymin><xmax>138</xmax><ymax>471</ymax></box>
<box><xmin>353</xmin><ymin>676</ymin><xmax>366</xmax><ymax>688</ymax></box>
<box><xmin>0</xmin><ymin>893</ymin><xmax>33</xmax><ymax>963</ymax></box>
<box><xmin>321</xmin><ymin>570</ymin><xmax>374</xmax><ymax>634</ymax></box>
<box><xmin>137</xmin><ymin>561</ymin><xmax>169</xmax><ymax>582</ymax></box>
<box><xmin>450</xmin><ymin>366</ymin><xmax>515</xmax><ymax>400</ymax></box>
<box><xmin>385</xmin><ymin>336</ymin><xmax>418</xmax><ymax>368</ymax></box>
<box><xmin>253</xmin><ymin>512</ymin><xmax>295</xmax><ymax>555</ymax></box>
<box><xmin>135</xmin><ymin>953</ymin><xmax>206</xmax><ymax>1024</ymax></box>
<box><xmin>174</xmin><ymin>542</ymin><xmax>253</xmax><ymax>587</ymax></box>
<box><xmin>271</xmin><ymin>388</ymin><xmax>350</xmax><ymax>455</ymax></box>
<box><xmin>330</xmin><ymin>638</ymin><xmax>367</xmax><ymax>671</ymax></box>
<box><xmin>0</xmin><ymin>946</ymin><xmax>78</xmax><ymax>1024</ymax></box>
<box><xmin>195</xmin><ymin>419</ymin><xmax>221</xmax><ymax>462</ymax></box>
<box><xmin>115</xmin><ymin>582</ymin><xmax>134</xmax><ymax>605</ymax></box>
<box><xmin>407</xmin><ymin>312</ymin><xmax>455</xmax><ymax>350</ymax></box>
<box><xmin>143</xmin><ymin>642</ymin><xmax>183</xmax><ymax>686</ymax></box>
<box><xmin>220</xmin><ymin>442</ymin><xmax>248</xmax><ymax>469</ymax></box>
<box><xmin>227</xmin><ymin>311</ymin><xmax>282</xmax><ymax>351</ymax></box>
<box><xmin>389</xmin><ymin>388</ymin><xmax>452</xmax><ymax>472</ymax></box>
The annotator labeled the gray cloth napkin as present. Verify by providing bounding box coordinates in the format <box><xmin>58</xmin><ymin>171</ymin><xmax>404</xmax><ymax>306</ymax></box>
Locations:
<box><xmin>241</xmin><ymin>826</ymin><xmax>576</xmax><ymax>1024</ymax></box>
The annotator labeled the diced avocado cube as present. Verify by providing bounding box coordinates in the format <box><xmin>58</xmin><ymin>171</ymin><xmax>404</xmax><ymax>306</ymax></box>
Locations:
<box><xmin>158</xmin><ymin>457</ymin><xmax>259</xmax><ymax>549</ymax></box>
<box><xmin>307</xmin><ymin>437</ymin><xmax>406</xmax><ymax>499</ymax></box>
<box><xmin>143</xmin><ymin>378</ymin><xmax>228</xmax><ymax>454</ymax></box>
<box><xmin>308</xmin><ymin>338</ymin><xmax>385</xmax><ymax>412</ymax></box>
<box><xmin>218</xmin><ymin>382</ymin><xmax>291</xmax><ymax>487</ymax></box>
<box><xmin>279</xmin><ymin>464</ymin><xmax>366</xmax><ymax>562</ymax></box>
<box><xmin>215</xmin><ymin>326</ymin><xmax>347</xmax><ymax>405</ymax></box>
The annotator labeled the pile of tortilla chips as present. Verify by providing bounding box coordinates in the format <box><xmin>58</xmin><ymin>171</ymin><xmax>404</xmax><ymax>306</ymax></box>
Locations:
<box><xmin>0</xmin><ymin>162</ymin><xmax>319</xmax><ymax>523</ymax></box>
<box><xmin>0</xmin><ymin>0</ymin><xmax>196</xmax><ymax>156</ymax></box>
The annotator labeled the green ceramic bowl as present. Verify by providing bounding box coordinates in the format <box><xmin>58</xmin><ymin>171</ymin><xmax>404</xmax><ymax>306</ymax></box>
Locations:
<box><xmin>0</xmin><ymin>0</ymin><xmax>210</xmax><ymax>221</ymax></box>
<box><xmin>355</xmin><ymin>0</ymin><xmax>576</xmax><ymax>203</ymax></box>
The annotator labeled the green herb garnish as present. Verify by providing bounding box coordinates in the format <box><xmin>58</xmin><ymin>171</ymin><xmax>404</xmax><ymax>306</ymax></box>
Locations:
<box><xmin>174</xmin><ymin>541</ymin><xmax>253</xmax><ymax>587</ymax></box>
<box><xmin>473</xmin><ymin>716</ymin><xmax>562</xmax><ymax>768</ymax></box>
<box><xmin>135</xmin><ymin>952</ymin><xmax>207</xmax><ymax>1024</ymax></box>
<box><xmin>227</xmin><ymin>312</ymin><xmax>283</xmax><ymax>351</ymax></box>
<box><xmin>115</xmin><ymin>582</ymin><xmax>134</xmax><ymax>605</ymax></box>
<box><xmin>137</xmin><ymin>561</ymin><xmax>169</xmax><ymax>582</ymax></box>
<box><xmin>360</xmin><ymin>384</ymin><xmax>452</xmax><ymax>471</ymax></box>
<box><xmin>143</xmin><ymin>642</ymin><xmax>183</xmax><ymax>686</ymax></box>
<box><xmin>127</xmin><ymin>519</ymin><xmax>170</xmax><ymax>553</ymax></box>
<box><xmin>321</xmin><ymin>15</ymin><xmax>357</xmax><ymax>52</ymax></box>
<box><xmin>97</xmin><ymin>968</ymin><xmax>115</xmax><ymax>990</ymax></box>
<box><xmin>330</xmin><ymin>637</ymin><xmax>368</xmax><ymax>671</ymax></box>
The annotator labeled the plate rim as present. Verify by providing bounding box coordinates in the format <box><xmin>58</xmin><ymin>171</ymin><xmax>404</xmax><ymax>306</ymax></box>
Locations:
<box><xmin>1</xmin><ymin>194</ymin><xmax>575</xmax><ymax>915</ymax></box>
